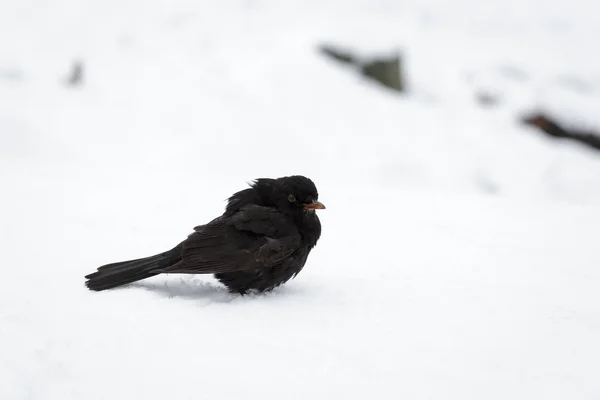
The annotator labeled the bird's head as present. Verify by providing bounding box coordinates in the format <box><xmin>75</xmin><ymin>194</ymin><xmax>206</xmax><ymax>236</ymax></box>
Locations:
<box><xmin>253</xmin><ymin>175</ymin><xmax>325</xmax><ymax>216</ymax></box>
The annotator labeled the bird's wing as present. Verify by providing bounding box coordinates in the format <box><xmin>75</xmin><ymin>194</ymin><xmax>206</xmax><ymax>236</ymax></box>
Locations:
<box><xmin>162</xmin><ymin>205</ymin><xmax>301</xmax><ymax>274</ymax></box>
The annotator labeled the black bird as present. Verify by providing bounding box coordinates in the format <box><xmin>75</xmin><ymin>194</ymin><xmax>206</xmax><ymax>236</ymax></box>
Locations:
<box><xmin>84</xmin><ymin>175</ymin><xmax>325</xmax><ymax>294</ymax></box>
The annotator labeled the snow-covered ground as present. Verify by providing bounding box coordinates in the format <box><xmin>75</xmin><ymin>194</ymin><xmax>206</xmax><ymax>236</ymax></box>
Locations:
<box><xmin>1</xmin><ymin>0</ymin><xmax>600</xmax><ymax>399</ymax></box>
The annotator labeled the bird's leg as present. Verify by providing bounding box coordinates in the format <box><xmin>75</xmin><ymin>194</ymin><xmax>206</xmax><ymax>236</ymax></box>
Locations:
<box><xmin>255</xmin><ymin>237</ymin><xmax>282</xmax><ymax>262</ymax></box>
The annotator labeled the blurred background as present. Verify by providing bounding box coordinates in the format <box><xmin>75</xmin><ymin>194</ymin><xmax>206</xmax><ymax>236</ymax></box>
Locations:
<box><xmin>1</xmin><ymin>1</ymin><xmax>600</xmax><ymax>399</ymax></box>
<box><xmin>2</xmin><ymin>0</ymin><xmax>600</xmax><ymax>205</ymax></box>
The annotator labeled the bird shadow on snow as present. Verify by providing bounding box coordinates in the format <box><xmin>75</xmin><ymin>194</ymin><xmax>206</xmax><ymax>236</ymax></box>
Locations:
<box><xmin>129</xmin><ymin>277</ymin><xmax>305</xmax><ymax>304</ymax></box>
<box><xmin>129</xmin><ymin>278</ymin><xmax>235</xmax><ymax>303</ymax></box>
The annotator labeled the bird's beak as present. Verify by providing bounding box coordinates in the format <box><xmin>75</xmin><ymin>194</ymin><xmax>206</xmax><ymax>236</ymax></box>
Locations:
<box><xmin>304</xmin><ymin>200</ymin><xmax>326</xmax><ymax>210</ymax></box>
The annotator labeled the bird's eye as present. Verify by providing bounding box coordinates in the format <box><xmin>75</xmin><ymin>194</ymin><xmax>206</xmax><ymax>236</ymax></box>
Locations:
<box><xmin>288</xmin><ymin>194</ymin><xmax>296</xmax><ymax>202</ymax></box>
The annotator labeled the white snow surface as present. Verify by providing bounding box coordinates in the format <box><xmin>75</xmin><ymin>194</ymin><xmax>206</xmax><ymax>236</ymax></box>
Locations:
<box><xmin>1</xmin><ymin>0</ymin><xmax>600</xmax><ymax>399</ymax></box>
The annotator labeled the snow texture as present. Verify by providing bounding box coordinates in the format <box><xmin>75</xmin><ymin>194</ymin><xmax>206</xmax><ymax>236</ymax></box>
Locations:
<box><xmin>1</xmin><ymin>0</ymin><xmax>599</xmax><ymax>399</ymax></box>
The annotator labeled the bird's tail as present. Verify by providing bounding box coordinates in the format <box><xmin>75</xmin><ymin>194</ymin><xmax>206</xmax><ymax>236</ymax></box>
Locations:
<box><xmin>84</xmin><ymin>245</ymin><xmax>182</xmax><ymax>291</ymax></box>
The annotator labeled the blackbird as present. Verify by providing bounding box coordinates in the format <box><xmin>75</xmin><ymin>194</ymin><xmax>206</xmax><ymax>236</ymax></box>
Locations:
<box><xmin>84</xmin><ymin>175</ymin><xmax>325</xmax><ymax>294</ymax></box>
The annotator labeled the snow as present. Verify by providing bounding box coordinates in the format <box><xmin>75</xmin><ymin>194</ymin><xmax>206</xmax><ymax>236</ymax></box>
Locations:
<box><xmin>1</xmin><ymin>0</ymin><xmax>600</xmax><ymax>398</ymax></box>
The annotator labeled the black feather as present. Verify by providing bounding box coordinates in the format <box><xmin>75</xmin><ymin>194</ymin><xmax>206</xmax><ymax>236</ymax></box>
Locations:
<box><xmin>84</xmin><ymin>175</ymin><xmax>323</xmax><ymax>294</ymax></box>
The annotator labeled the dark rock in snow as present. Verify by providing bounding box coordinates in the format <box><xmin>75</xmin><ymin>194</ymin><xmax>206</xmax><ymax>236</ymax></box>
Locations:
<box><xmin>66</xmin><ymin>60</ymin><xmax>84</xmax><ymax>87</ymax></box>
<box><xmin>319</xmin><ymin>44</ymin><xmax>405</xmax><ymax>92</ymax></box>
<box><xmin>522</xmin><ymin>112</ymin><xmax>600</xmax><ymax>152</ymax></box>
